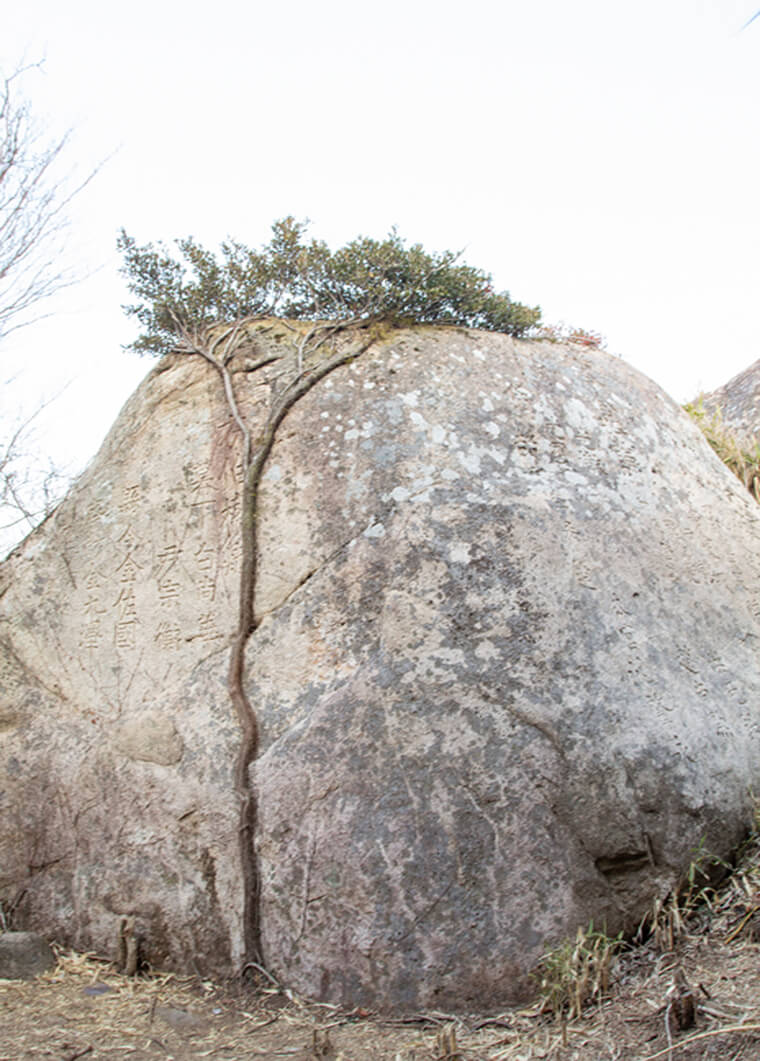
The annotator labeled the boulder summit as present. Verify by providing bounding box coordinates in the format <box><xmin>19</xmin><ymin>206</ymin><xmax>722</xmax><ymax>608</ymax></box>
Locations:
<box><xmin>2</xmin><ymin>322</ymin><xmax>760</xmax><ymax>1011</ymax></box>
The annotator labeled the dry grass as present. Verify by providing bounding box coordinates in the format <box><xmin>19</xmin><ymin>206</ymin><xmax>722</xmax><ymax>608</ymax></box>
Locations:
<box><xmin>0</xmin><ymin>949</ymin><xmax>558</xmax><ymax>1060</ymax></box>
<box><xmin>535</xmin><ymin>924</ymin><xmax>622</xmax><ymax>1024</ymax></box>
<box><xmin>685</xmin><ymin>400</ymin><xmax>760</xmax><ymax>502</ymax></box>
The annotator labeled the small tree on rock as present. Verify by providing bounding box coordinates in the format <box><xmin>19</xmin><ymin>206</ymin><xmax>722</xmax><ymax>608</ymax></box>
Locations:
<box><xmin>117</xmin><ymin>217</ymin><xmax>541</xmax><ymax>356</ymax></box>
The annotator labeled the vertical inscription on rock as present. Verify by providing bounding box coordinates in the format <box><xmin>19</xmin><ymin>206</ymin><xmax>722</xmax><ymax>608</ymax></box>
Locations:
<box><xmin>68</xmin><ymin>415</ymin><xmax>241</xmax><ymax>708</ymax></box>
<box><xmin>195</xmin><ymin>544</ymin><xmax>217</xmax><ymax>603</ymax></box>
<box><xmin>80</xmin><ymin>571</ymin><xmax>106</xmax><ymax>652</ymax></box>
<box><xmin>113</xmin><ymin>517</ymin><xmax>143</xmax><ymax>649</ymax></box>
<box><xmin>114</xmin><ymin>530</ymin><xmax>142</xmax><ymax>652</ymax></box>
<box><xmin>155</xmin><ymin>542</ymin><xmax>182</xmax><ymax>611</ymax></box>
<box><xmin>155</xmin><ymin>620</ymin><xmax>182</xmax><ymax>652</ymax></box>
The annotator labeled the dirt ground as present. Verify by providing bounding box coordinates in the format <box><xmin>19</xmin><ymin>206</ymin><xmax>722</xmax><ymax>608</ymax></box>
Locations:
<box><xmin>5</xmin><ymin>840</ymin><xmax>760</xmax><ymax>1061</ymax></box>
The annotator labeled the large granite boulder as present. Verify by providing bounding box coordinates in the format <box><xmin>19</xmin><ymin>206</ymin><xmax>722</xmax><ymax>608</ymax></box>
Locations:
<box><xmin>2</xmin><ymin>322</ymin><xmax>760</xmax><ymax>1012</ymax></box>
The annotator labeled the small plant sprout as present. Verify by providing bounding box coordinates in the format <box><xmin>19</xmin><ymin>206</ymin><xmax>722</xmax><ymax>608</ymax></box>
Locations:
<box><xmin>642</xmin><ymin>837</ymin><xmax>731</xmax><ymax>952</ymax></box>
<box><xmin>537</xmin><ymin>922</ymin><xmax>622</xmax><ymax>1022</ymax></box>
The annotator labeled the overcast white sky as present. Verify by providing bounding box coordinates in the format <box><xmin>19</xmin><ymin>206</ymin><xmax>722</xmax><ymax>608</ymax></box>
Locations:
<box><xmin>2</xmin><ymin>0</ymin><xmax>760</xmax><ymax>500</ymax></box>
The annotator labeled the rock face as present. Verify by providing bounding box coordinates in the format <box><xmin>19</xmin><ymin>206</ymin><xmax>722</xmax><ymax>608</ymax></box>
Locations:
<box><xmin>2</xmin><ymin>322</ymin><xmax>760</xmax><ymax>1012</ymax></box>
<box><xmin>701</xmin><ymin>358</ymin><xmax>760</xmax><ymax>442</ymax></box>
<box><xmin>0</xmin><ymin>932</ymin><xmax>56</xmax><ymax>979</ymax></box>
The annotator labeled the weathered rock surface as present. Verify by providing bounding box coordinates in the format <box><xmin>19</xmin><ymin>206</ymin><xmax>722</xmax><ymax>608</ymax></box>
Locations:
<box><xmin>2</xmin><ymin>322</ymin><xmax>760</xmax><ymax>1012</ymax></box>
<box><xmin>0</xmin><ymin>352</ymin><xmax>245</xmax><ymax>975</ymax></box>
<box><xmin>701</xmin><ymin>357</ymin><xmax>760</xmax><ymax>442</ymax></box>
<box><xmin>0</xmin><ymin>931</ymin><xmax>56</xmax><ymax>979</ymax></box>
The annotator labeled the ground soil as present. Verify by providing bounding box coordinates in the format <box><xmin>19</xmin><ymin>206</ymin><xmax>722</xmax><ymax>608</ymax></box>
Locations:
<box><xmin>4</xmin><ymin>839</ymin><xmax>760</xmax><ymax>1061</ymax></box>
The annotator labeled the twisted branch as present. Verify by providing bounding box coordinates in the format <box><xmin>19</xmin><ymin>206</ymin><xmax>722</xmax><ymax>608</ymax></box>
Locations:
<box><xmin>178</xmin><ymin>318</ymin><xmax>376</xmax><ymax>966</ymax></box>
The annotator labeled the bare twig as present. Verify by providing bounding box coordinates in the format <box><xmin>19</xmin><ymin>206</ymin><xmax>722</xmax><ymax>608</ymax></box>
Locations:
<box><xmin>0</xmin><ymin>62</ymin><xmax>100</xmax><ymax>341</ymax></box>
<box><xmin>663</xmin><ymin>1000</ymin><xmax>674</xmax><ymax>1061</ymax></box>
<box><xmin>0</xmin><ymin>383</ymin><xmax>72</xmax><ymax>542</ymax></box>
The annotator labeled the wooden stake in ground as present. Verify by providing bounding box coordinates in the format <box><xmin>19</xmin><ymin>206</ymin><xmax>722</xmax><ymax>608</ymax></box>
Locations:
<box><xmin>434</xmin><ymin>1023</ymin><xmax>460</xmax><ymax>1060</ymax></box>
<box><xmin>117</xmin><ymin>915</ymin><xmax>138</xmax><ymax>976</ymax></box>
<box><xmin>667</xmin><ymin>967</ymin><xmax>697</xmax><ymax>1035</ymax></box>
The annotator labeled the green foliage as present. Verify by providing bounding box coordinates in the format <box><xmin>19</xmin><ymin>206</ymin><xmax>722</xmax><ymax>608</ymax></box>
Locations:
<box><xmin>536</xmin><ymin>923</ymin><xmax>622</xmax><ymax>1021</ymax></box>
<box><xmin>117</xmin><ymin>217</ymin><xmax>541</xmax><ymax>355</ymax></box>
<box><xmin>684</xmin><ymin>400</ymin><xmax>760</xmax><ymax>503</ymax></box>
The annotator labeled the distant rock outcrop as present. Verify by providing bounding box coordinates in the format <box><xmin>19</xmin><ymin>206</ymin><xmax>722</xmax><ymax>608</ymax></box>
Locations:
<box><xmin>2</xmin><ymin>323</ymin><xmax>760</xmax><ymax>1012</ymax></box>
<box><xmin>701</xmin><ymin>358</ymin><xmax>760</xmax><ymax>442</ymax></box>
